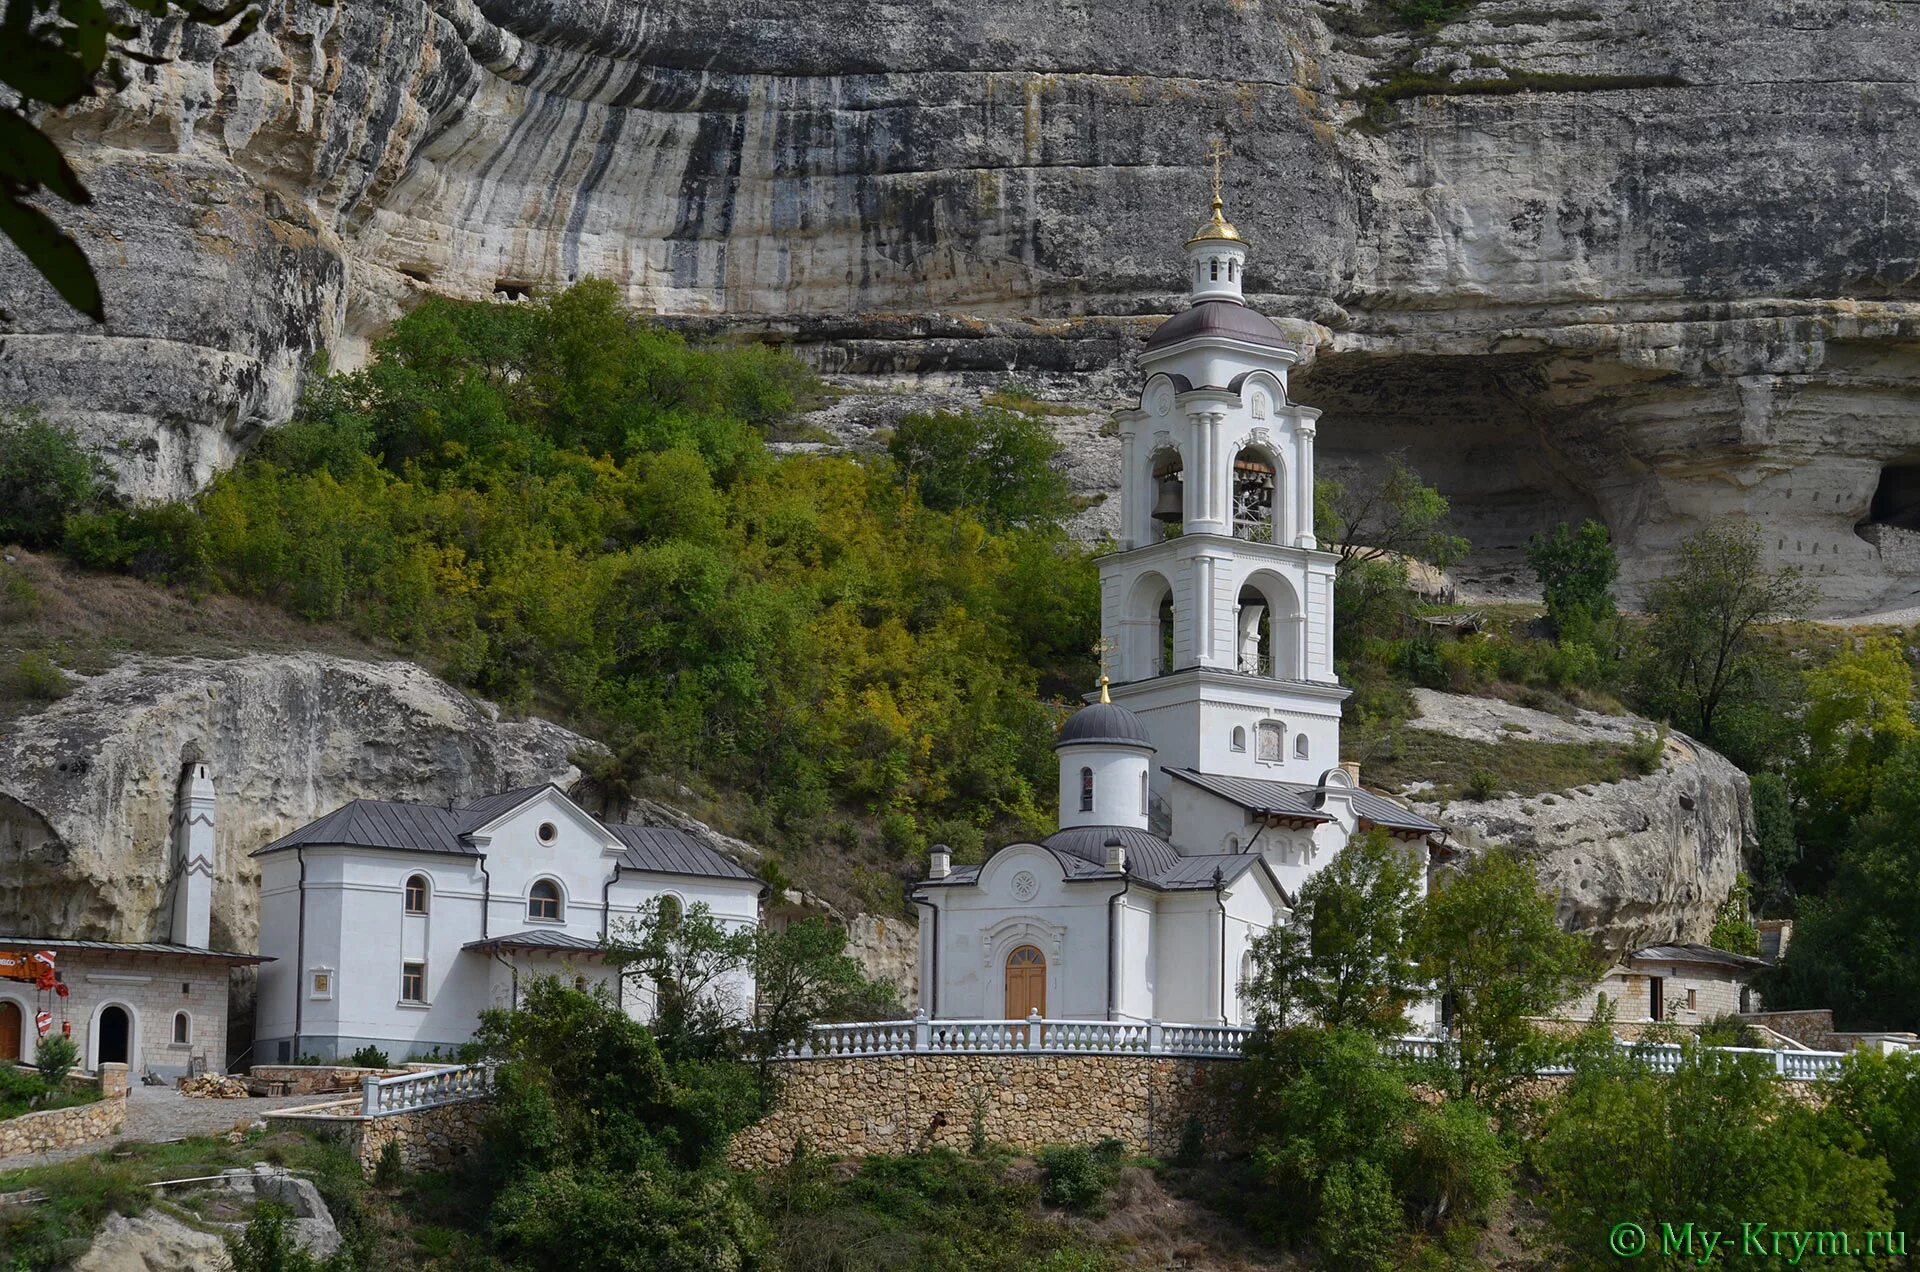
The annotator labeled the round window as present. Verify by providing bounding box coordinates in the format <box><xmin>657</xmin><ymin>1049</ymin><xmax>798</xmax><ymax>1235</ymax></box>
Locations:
<box><xmin>538</xmin><ymin>821</ymin><xmax>558</xmax><ymax>844</ymax></box>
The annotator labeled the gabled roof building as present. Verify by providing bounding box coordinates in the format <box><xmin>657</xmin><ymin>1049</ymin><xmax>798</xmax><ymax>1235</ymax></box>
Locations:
<box><xmin>252</xmin><ymin>784</ymin><xmax>763</xmax><ymax>1063</ymax></box>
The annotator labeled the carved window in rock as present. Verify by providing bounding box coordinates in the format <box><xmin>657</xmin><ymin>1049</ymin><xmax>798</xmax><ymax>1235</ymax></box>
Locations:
<box><xmin>404</xmin><ymin>874</ymin><xmax>429</xmax><ymax>915</ymax></box>
<box><xmin>528</xmin><ymin>879</ymin><xmax>562</xmax><ymax>922</ymax></box>
<box><xmin>1257</xmin><ymin>721</ymin><xmax>1285</xmax><ymax>763</ymax></box>
<box><xmin>1080</xmin><ymin>767</ymin><xmax>1094</xmax><ymax>813</ymax></box>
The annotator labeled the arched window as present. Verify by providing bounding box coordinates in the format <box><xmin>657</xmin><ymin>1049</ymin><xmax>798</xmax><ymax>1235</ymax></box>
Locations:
<box><xmin>1228</xmin><ymin>259</ymin><xmax>1237</xmax><ymax>282</ymax></box>
<box><xmin>1257</xmin><ymin>721</ymin><xmax>1285</xmax><ymax>763</ymax></box>
<box><xmin>404</xmin><ymin>874</ymin><xmax>428</xmax><ymax>915</ymax></box>
<box><xmin>1230</xmin><ymin>726</ymin><xmax>1247</xmax><ymax>753</ymax></box>
<box><xmin>1158</xmin><ymin>595</ymin><xmax>1176</xmax><ymax>675</ymax></box>
<box><xmin>1225</xmin><ymin>834</ymin><xmax>1240</xmax><ymax>854</ymax></box>
<box><xmin>1140</xmin><ymin>771</ymin><xmax>1149</xmax><ymax>816</ymax></box>
<box><xmin>657</xmin><ymin>894</ymin><xmax>683</xmax><ymax>926</ymax></box>
<box><xmin>1232</xmin><ymin>445</ymin><xmax>1277</xmax><ymax>542</ymax></box>
<box><xmin>172</xmin><ymin>1011</ymin><xmax>190</xmax><ymax>1045</ymax></box>
<box><xmin>1210</xmin><ymin>257</ymin><xmax>1220</xmax><ymax>281</ymax></box>
<box><xmin>1079</xmin><ymin>767</ymin><xmax>1094</xmax><ymax>813</ymax></box>
<box><xmin>1295</xmin><ymin>735</ymin><xmax>1309</xmax><ymax>760</ymax></box>
<box><xmin>528</xmin><ymin>879</ymin><xmax>562</xmax><ymax>922</ymax></box>
<box><xmin>574</xmin><ymin>976</ymin><xmax>588</xmax><ymax>993</ymax></box>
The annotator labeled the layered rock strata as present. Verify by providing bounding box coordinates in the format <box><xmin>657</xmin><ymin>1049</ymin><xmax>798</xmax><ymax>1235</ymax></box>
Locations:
<box><xmin>2</xmin><ymin>0</ymin><xmax>1916</xmax><ymax>611</ymax></box>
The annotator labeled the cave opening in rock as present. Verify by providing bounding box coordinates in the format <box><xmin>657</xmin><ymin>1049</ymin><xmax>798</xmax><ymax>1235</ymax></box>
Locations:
<box><xmin>1860</xmin><ymin>463</ymin><xmax>1920</xmax><ymax>533</ymax></box>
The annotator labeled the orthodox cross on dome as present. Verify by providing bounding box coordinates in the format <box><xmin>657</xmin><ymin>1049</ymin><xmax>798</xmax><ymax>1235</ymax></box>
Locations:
<box><xmin>1206</xmin><ymin>140</ymin><xmax>1230</xmax><ymax>203</ymax></box>
<box><xmin>1092</xmin><ymin>637</ymin><xmax>1116</xmax><ymax>703</ymax></box>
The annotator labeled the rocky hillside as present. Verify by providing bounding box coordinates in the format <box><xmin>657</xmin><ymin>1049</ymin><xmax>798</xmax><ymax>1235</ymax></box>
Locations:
<box><xmin>2</xmin><ymin>0</ymin><xmax>1917</xmax><ymax>612</ymax></box>
<box><xmin>1399</xmin><ymin>688</ymin><xmax>1751</xmax><ymax>958</ymax></box>
<box><xmin>0</xmin><ymin>654</ymin><xmax>587</xmax><ymax>950</ymax></box>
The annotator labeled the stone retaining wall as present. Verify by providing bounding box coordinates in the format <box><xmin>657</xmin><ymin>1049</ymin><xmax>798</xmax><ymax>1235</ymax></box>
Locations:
<box><xmin>728</xmin><ymin>1055</ymin><xmax>1241</xmax><ymax>1170</ymax></box>
<box><xmin>1741</xmin><ymin>1010</ymin><xmax>1837</xmax><ymax>1050</ymax></box>
<box><xmin>265</xmin><ymin>1099</ymin><xmax>487</xmax><ymax>1176</ymax></box>
<box><xmin>0</xmin><ymin>1091</ymin><xmax>125</xmax><ymax>1156</ymax></box>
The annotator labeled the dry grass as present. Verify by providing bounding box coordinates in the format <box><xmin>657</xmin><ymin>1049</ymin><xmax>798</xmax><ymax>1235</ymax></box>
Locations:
<box><xmin>0</xmin><ymin>548</ymin><xmax>393</xmax><ymax>721</ymax></box>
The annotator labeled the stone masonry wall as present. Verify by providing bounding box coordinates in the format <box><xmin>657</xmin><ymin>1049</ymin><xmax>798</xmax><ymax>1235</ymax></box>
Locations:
<box><xmin>0</xmin><ymin>1091</ymin><xmax>125</xmax><ymax>1157</ymax></box>
<box><xmin>728</xmin><ymin>1056</ymin><xmax>1241</xmax><ymax>1170</ymax></box>
<box><xmin>270</xmin><ymin>1099</ymin><xmax>487</xmax><ymax>1176</ymax></box>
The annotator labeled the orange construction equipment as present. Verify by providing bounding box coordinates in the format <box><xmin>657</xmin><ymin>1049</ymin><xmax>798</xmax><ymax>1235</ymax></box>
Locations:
<box><xmin>0</xmin><ymin>949</ymin><xmax>59</xmax><ymax>991</ymax></box>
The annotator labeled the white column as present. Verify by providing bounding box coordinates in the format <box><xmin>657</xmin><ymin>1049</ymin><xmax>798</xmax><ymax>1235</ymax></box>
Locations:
<box><xmin>1196</xmin><ymin>556</ymin><xmax>1213</xmax><ymax>663</ymax></box>
<box><xmin>1296</xmin><ymin>422</ymin><xmax>1317</xmax><ymax>548</ymax></box>
<box><xmin>1119</xmin><ymin>430</ymin><xmax>1138</xmax><ymax>548</ymax></box>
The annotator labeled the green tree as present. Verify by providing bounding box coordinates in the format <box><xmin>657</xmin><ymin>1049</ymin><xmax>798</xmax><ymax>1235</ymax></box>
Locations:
<box><xmin>1794</xmin><ymin>635</ymin><xmax>1915</xmax><ymax>889</ymax></box>
<box><xmin>470</xmin><ymin>978</ymin><xmax>767</xmax><ymax>1272</ymax></box>
<box><xmin>1238</xmin><ymin>1027</ymin><xmax>1508</xmax><ymax>1269</ymax></box>
<box><xmin>1823</xmin><ymin>1047</ymin><xmax>1920</xmax><ymax>1245</ymax></box>
<box><xmin>1638</xmin><ymin>520</ymin><xmax>1816</xmax><ymax>740</ymax></box>
<box><xmin>886</xmin><ymin>407</ymin><xmax>1073</xmax><ymax>531</ymax></box>
<box><xmin>607</xmin><ymin>902</ymin><xmax>894</xmax><ymax>1071</ymax></box>
<box><xmin>1315</xmin><ymin>454</ymin><xmax>1468</xmax><ymax>654</ymax></box>
<box><xmin>1533</xmin><ymin>1036</ymin><xmax>1894</xmax><ymax>1271</ymax></box>
<box><xmin>1525</xmin><ymin>519</ymin><xmax>1618</xmax><ymax>640</ymax></box>
<box><xmin>1706</xmin><ymin>875</ymin><xmax>1761</xmax><ymax>956</ymax></box>
<box><xmin>1765</xmin><ymin>738</ymin><xmax>1920</xmax><ymax>1031</ymax></box>
<box><xmin>1411</xmin><ymin>849</ymin><xmax>1597</xmax><ymax>1106</ymax></box>
<box><xmin>0</xmin><ymin>412</ymin><xmax>109</xmax><ymax>548</ymax></box>
<box><xmin>1746</xmin><ymin>770</ymin><xmax>1799</xmax><ymax>911</ymax></box>
<box><xmin>1242</xmin><ymin>829</ymin><xmax>1426</xmax><ymax>1036</ymax></box>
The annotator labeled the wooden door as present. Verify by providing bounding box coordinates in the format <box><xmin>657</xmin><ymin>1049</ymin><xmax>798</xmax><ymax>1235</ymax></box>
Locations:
<box><xmin>1648</xmin><ymin>976</ymin><xmax>1665</xmax><ymax>1022</ymax></box>
<box><xmin>1004</xmin><ymin>945</ymin><xmax>1046</xmax><ymax>1023</ymax></box>
<box><xmin>0</xmin><ymin>1002</ymin><xmax>18</xmax><ymax>1060</ymax></box>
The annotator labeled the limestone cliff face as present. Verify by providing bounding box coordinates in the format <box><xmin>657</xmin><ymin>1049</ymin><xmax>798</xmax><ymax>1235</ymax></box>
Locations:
<box><xmin>0</xmin><ymin>654</ymin><xmax>589</xmax><ymax>951</ymax></box>
<box><xmin>3</xmin><ymin>0</ymin><xmax>1918</xmax><ymax>611</ymax></box>
<box><xmin>1401</xmin><ymin>689</ymin><xmax>1752</xmax><ymax>958</ymax></box>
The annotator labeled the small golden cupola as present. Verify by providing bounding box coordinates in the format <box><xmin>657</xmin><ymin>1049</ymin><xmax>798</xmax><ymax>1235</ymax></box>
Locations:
<box><xmin>1185</xmin><ymin>142</ymin><xmax>1248</xmax><ymax>304</ymax></box>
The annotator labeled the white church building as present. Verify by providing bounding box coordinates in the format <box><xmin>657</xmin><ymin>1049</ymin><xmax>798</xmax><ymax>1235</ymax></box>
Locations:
<box><xmin>253</xmin><ymin>784</ymin><xmax>764</xmax><ymax>1062</ymax></box>
<box><xmin>912</xmin><ymin>190</ymin><xmax>1440</xmax><ymax>1027</ymax></box>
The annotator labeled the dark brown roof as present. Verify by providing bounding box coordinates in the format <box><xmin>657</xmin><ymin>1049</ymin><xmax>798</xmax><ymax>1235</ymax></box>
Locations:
<box><xmin>0</xmin><ymin>937</ymin><xmax>270</xmax><ymax>965</ymax></box>
<box><xmin>258</xmin><ymin>792</ymin><xmax>760</xmax><ymax>884</ymax></box>
<box><xmin>1629</xmin><ymin>944</ymin><xmax>1772</xmax><ymax>973</ymax></box>
<box><xmin>1143</xmin><ymin>301</ymin><xmax>1293</xmax><ymax>354</ymax></box>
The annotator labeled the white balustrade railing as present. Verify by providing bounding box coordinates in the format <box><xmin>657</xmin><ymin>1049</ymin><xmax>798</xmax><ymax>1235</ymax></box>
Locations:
<box><xmin>360</xmin><ymin>1064</ymin><xmax>494</xmax><ymax>1117</ymax></box>
<box><xmin>778</xmin><ymin>1014</ymin><xmax>1857</xmax><ymax>1079</ymax></box>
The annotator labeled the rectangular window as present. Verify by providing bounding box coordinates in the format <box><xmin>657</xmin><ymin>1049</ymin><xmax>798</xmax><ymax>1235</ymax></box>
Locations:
<box><xmin>400</xmin><ymin>961</ymin><xmax>427</xmax><ymax>1004</ymax></box>
<box><xmin>1685</xmin><ymin>987</ymin><xmax>1697</xmax><ymax>1011</ymax></box>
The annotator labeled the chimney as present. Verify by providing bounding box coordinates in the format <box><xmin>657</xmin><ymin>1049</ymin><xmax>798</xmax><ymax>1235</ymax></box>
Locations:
<box><xmin>1104</xmin><ymin>835</ymin><xmax>1127</xmax><ymax>872</ymax></box>
<box><xmin>170</xmin><ymin>763</ymin><xmax>216</xmax><ymax>948</ymax></box>
<box><xmin>928</xmin><ymin>844</ymin><xmax>951</xmax><ymax>881</ymax></box>
<box><xmin>1339</xmin><ymin>760</ymin><xmax>1362</xmax><ymax>787</ymax></box>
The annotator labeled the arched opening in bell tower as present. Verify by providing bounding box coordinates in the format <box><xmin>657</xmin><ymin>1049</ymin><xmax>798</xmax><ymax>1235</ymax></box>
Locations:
<box><xmin>1150</xmin><ymin>449</ymin><xmax>1186</xmax><ymax>542</ymax></box>
<box><xmin>1236</xmin><ymin>571</ymin><xmax>1302</xmax><ymax>681</ymax></box>
<box><xmin>1231</xmin><ymin>444</ymin><xmax>1279</xmax><ymax>543</ymax></box>
<box><xmin>1123</xmin><ymin>571</ymin><xmax>1177</xmax><ymax>680</ymax></box>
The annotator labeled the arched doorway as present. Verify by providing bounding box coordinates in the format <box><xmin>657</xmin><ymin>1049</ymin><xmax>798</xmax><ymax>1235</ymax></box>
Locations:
<box><xmin>97</xmin><ymin>1005</ymin><xmax>131</xmax><ymax>1066</ymax></box>
<box><xmin>1004</xmin><ymin>945</ymin><xmax>1047</xmax><ymax>1021</ymax></box>
<box><xmin>0</xmin><ymin>1001</ymin><xmax>19</xmax><ymax>1060</ymax></box>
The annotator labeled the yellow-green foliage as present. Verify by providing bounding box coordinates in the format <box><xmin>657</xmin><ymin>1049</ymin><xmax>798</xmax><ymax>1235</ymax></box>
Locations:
<box><xmin>62</xmin><ymin>282</ymin><xmax>1098</xmax><ymax>845</ymax></box>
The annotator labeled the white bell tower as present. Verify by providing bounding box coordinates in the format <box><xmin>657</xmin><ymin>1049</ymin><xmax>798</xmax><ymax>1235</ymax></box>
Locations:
<box><xmin>1099</xmin><ymin>148</ymin><xmax>1349</xmax><ymax>816</ymax></box>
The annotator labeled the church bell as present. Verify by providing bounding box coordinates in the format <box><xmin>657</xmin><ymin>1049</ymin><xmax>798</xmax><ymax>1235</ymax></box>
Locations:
<box><xmin>1151</xmin><ymin>475</ymin><xmax>1184</xmax><ymax>522</ymax></box>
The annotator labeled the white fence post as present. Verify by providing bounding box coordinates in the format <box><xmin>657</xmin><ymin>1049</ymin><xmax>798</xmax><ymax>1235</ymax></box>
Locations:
<box><xmin>1147</xmin><ymin>1018</ymin><xmax>1163</xmax><ymax>1056</ymax></box>
<box><xmin>1028</xmin><ymin>1010</ymin><xmax>1044</xmax><ymax>1053</ymax></box>
<box><xmin>913</xmin><ymin>1009</ymin><xmax>930</xmax><ymax>1054</ymax></box>
<box><xmin>360</xmin><ymin>1075</ymin><xmax>381</xmax><ymax>1116</ymax></box>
